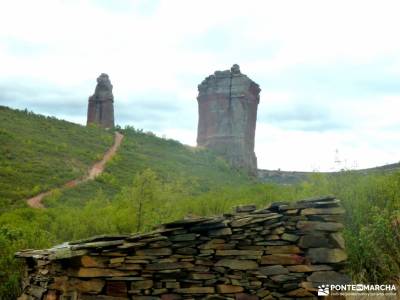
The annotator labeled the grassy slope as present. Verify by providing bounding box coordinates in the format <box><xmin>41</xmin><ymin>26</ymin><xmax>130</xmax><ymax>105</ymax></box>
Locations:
<box><xmin>0</xmin><ymin>107</ymin><xmax>252</xmax><ymax>299</ymax></box>
<box><xmin>49</xmin><ymin>127</ymin><xmax>253</xmax><ymax>207</ymax></box>
<box><xmin>0</xmin><ymin>106</ymin><xmax>113</xmax><ymax>207</ymax></box>
<box><xmin>0</xmin><ymin>106</ymin><xmax>252</xmax><ymax>209</ymax></box>
<box><xmin>0</xmin><ymin>107</ymin><xmax>399</xmax><ymax>299</ymax></box>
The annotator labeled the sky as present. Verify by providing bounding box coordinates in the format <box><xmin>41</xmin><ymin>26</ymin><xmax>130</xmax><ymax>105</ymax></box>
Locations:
<box><xmin>1</xmin><ymin>0</ymin><xmax>400</xmax><ymax>171</ymax></box>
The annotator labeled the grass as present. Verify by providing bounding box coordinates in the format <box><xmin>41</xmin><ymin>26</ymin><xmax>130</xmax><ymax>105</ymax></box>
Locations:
<box><xmin>0</xmin><ymin>106</ymin><xmax>113</xmax><ymax>209</ymax></box>
<box><xmin>0</xmin><ymin>106</ymin><xmax>399</xmax><ymax>299</ymax></box>
<box><xmin>48</xmin><ymin>126</ymin><xmax>253</xmax><ymax>207</ymax></box>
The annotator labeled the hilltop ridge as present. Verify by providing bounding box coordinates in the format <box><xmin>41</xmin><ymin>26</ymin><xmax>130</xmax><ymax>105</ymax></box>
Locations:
<box><xmin>0</xmin><ymin>106</ymin><xmax>252</xmax><ymax>209</ymax></box>
<box><xmin>2</xmin><ymin>105</ymin><xmax>399</xmax><ymax>209</ymax></box>
<box><xmin>258</xmin><ymin>162</ymin><xmax>400</xmax><ymax>184</ymax></box>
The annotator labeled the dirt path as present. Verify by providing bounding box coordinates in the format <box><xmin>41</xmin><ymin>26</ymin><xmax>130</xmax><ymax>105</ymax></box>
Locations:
<box><xmin>27</xmin><ymin>132</ymin><xmax>124</xmax><ymax>209</ymax></box>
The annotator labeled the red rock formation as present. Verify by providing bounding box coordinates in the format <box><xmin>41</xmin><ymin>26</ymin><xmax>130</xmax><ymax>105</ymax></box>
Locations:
<box><xmin>197</xmin><ymin>64</ymin><xmax>261</xmax><ymax>174</ymax></box>
<box><xmin>87</xmin><ymin>73</ymin><xmax>114</xmax><ymax>128</ymax></box>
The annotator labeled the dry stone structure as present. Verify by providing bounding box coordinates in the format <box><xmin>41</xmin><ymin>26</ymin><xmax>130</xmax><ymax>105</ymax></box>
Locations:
<box><xmin>87</xmin><ymin>73</ymin><xmax>115</xmax><ymax>128</ymax></box>
<box><xmin>197</xmin><ymin>65</ymin><xmax>260</xmax><ymax>175</ymax></box>
<box><xmin>16</xmin><ymin>196</ymin><xmax>349</xmax><ymax>300</ymax></box>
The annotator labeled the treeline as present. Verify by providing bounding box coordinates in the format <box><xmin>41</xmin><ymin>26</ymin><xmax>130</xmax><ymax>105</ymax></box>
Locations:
<box><xmin>1</xmin><ymin>169</ymin><xmax>399</xmax><ymax>299</ymax></box>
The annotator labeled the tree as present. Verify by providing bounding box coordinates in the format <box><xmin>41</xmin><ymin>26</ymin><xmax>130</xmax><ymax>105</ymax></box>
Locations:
<box><xmin>129</xmin><ymin>169</ymin><xmax>160</xmax><ymax>232</ymax></box>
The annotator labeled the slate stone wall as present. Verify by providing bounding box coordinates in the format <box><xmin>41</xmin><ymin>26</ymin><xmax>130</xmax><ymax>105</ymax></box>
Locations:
<box><xmin>16</xmin><ymin>196</ymin><xmax>349</xmax><ymax>300</ymax></box>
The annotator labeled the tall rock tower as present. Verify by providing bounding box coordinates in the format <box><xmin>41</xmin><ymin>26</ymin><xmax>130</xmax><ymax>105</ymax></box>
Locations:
<box><xmin>87</xmin><ymin>73</ymin><xmax>115</xmax><ymax>128</ymax></box>
<box><xmin>197</xmin><ymin>64</ymin><xmax>261</xmax><ymax>174</ymax></box>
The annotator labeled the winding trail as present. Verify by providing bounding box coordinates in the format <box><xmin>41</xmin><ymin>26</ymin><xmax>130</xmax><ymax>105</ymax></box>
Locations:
<box><xmin>27</xmin><ymin>132</ymin><xmax>124</xmax><ymax>209</ymax></box>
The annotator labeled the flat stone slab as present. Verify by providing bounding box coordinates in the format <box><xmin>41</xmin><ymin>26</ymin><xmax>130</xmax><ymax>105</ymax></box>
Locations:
<box><xmin>215</xmin><ymin>259</ymin><xmax>258</xmax><ymax>270</ymax></box>
<box><xmin>215</xmin><ymin>250</ymin><xmax>263</xmax><ymax>256</ymax></box>
<box><xmin>307</xmin><ymin>248</ymin><xmax>348</xmax><ymax>263</ymax></box>
<box><xmin>162</xmin><ymin>218</ymin><xmax>213</xmax><ymax>228</ymax></box>
<box><xmin>298</xmin><ymin>233</ymin><xmax>333</xmax><ymax>248</ymax></box>
<box><xmin>265</xmin><ymin>245</ymin><xmax>301</xmax><ymax>254</ymax></box>
<box><xmin>135</xmin><ymin>248</ymin><xmax>172</xmax><ymax>256</ymax></box>
<box><xmin>307</xmin><ymin>271</ymin><xmax>351</xmax><ymax>284</ymax></box>
<box><xmin>301</xmin><ymin>207</ymin><xmax>345</xmax><ymax>215</ymax></box>
<box><xmin>71</xmin><ymin>240</ymin><xmax>125</xmax><ymax>250</ymax></box>
<box><xmin>173</xmin><ymin>287</ymin><xmax>215</xmax><ymax>294</ymax></box>
<box><xmin>49</xmin><ymin>248</ymin><xmax>88</xmax><ymax>260</ymax></box>
<box><xmin>286</xmin><ymin>264</ymin><xmax>333</xmax><ymax>272</ymax></box>
<box><xmin>261</xmin><ymin>254</ymin><xmax>304</xmax><ymax>265</ymax></box>
<box><xmin>75</xmin><ymin>268</ymin><xmax>131</xmax><ymax>278</ymax></box>
<box><xmin>146</xmin><ymin>262</ymin><xmax>194</xmax><ymax>271</ymax></box>
<box><xmin>69</xmin><ymin>235</ymin><xmax>130</xmax><ymax>245</ymax></box>
<box><xmin>131</xmin><ymin>280</ymin><xmax>154</xmax><ymax>289</ymax></box>
<box><xmin>168</xmin><ymin>234</ymin><xmax>198</xmax><ymax>242</ymax></box>
<box><xmin>297</xmin><ymin>221</ymin><xmax>343</xmax><ymax>232</ymax></box>
<box><xmin>209</xmin><ymin>227</ymin><xmax>232</xmax><ymax>236</ymax></box>
<box><xmin>281</xmin><ymin>233</ymin><xmax>299</xmax><ymax>242</ymax></box>
<box><xmin>258</xmin><ymin>265</ymin><xmax>289</xmax><ymax>275</ymax></box>
<box><xmin>216</xmin><ymin>284</ymin><xmax>244</xmax><ymax>293</ymax></box>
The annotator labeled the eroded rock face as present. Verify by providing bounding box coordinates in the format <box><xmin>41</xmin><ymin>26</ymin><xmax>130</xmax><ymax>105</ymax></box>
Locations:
<box><xmin>87</xmin><ymin>73</ymin><xmax>115</xmax><ymax>128</ymax></box>
<box><xmin>197</xmin><ymin>64</ymin><xmax>260</xmax><ymax>174</ymax></box>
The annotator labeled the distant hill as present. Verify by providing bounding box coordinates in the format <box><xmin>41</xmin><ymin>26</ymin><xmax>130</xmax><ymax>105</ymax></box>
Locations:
<box><xmin>352</xmin><ymin>162</ymin><xmax>400</xmax><ymax>173</ymax></box>
<box><xmin>258</xmin><ymin>162</ymin><xmax>400</xmax><ymax>184</ymax></box>
<box><xmin>0</xmin><ymin>106</ymin><xmax>252</xmax><ymax>209</ymax></box>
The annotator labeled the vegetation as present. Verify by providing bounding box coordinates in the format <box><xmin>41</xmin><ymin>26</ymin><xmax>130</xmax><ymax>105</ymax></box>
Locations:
<box><xmin>0</xmin><ymin>106</ymin><xmax>113</xmax><ymax>209</ymax></box>
<box><xmin>47</xmin><ymin>125</ymin><xmax>252</xmax><ymax>207</ymax></box>
<box><xmin>0</xmin><ymin>106</ymin><xmax>399</xmax><ymax>299</ymax></box>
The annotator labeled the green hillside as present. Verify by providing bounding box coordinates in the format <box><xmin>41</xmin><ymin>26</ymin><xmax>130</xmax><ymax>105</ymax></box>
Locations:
<box><xmin>47</xmin><ymin>127</ymin><xmax>253</xmax><ymax>207</ymax></box>
<box><xmin>0</xmin><ymin>106</ymin><xmax>113</xmax><ymax>208</ymax></box>
<box><xmin>0</xmin><ymin>106</ymin><xmax>252</xmax><ymax>210</ymax></box>
<box><xmin>0</xmin><ymin>106</ymin><xmax>399</xmax><ymax>299</ymax></box>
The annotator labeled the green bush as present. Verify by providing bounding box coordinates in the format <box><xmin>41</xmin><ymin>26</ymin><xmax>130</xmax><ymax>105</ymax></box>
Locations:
<box><xmin>1</xmin><ymin>106</ymin><xmax>399</xmax><ymax>298</ymax></box>
<box><xmin>1</xmin><ymin>170</ymin><xmax>400</xmax><ymax>298</ymax></box>
<box><xmin>0</xmin><ymin>106</ymin><xmax>113</xmax><ymax>209</ymax></box>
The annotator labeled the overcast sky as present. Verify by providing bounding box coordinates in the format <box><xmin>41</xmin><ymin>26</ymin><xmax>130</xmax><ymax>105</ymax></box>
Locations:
<box><xmin>1</xmin><ymin>0</ymin><xmax>400</xmax><ymax>171</ymax></box>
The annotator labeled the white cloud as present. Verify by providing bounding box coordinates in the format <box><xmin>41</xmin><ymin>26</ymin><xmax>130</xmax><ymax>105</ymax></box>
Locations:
<box><xmin>1</xmin><ymin>0</ymin><xmax>400</xmax><ymax>171</ymax></box>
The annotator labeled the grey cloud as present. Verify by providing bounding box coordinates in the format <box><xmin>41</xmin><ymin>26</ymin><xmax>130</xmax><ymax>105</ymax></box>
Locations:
<box><xmin>116</xmin><ymin>96</ymin><xmax>196</xmax><ymax>130</ymax></box>
<box><xmin>125</xmin><ymin>97</ymin><xmax>180</xmax><ymax>112</ymax></box>
<box><xmin>184</xmin><ymin>32</ymin><xmax>279</xmax><ymax>69</ymax></box>
<box><xmin>259</xmin><ymin>56</ymin><xmax>400</xmax><ymax>100</ymax></box>
<box><xmin>0</xmin><ymin>80</ymin><xmax>197</xmax><ymax>132</ymax></box>
<box><xmin>379</xmin><ymin>122</ymin><xmax>400</xmax><ymax>132</ymax></box>
<box><xmin>274</xmin><ymin>119</ymin><xmax>347</xmax><ymax>132</ymax></box>
<box><xmin>92</xmin><ymin>0</ymin><xmax>159</xmax><ymax>15</ymax></box>
<box><xmin>253</xmin><ymin>58</ymin><xmax>400</xmax><ymax>132</ymax></box>
<box><xmin>2</xmin><ymin>38</ymin><xmax>50</xmax><ymax>57</ymax></box>
<box><xmin>263</xmin><ymin>106</ymin><xmax>329</xmax><ymax>123</ymax></box>
<box><xmin>259</xmin><ymin>103</ymin><xmax>348</xmax><ymax>132</ymax></box>
<box><xmin>185</xmin><ymin>28</ymin><xmax>234</xmax><ymax>52</ymax></box>
<box><xmin>0</xmin><ymin>82</ymin><xmax>86</xmax><ymax>117</ymax></box>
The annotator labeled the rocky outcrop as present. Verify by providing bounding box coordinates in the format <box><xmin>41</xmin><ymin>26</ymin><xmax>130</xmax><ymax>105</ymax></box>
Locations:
<box><xmin>197</xmin><ymin>65</ymin><xmax>260</xmax><ymax>175</ymax></box>
<box><xmin>16</xmin><ymin>196</ymin><xmax>349</xmax><ymax>299</ymax></box>
<box><xmin>87</xmin><ymin>73</ymin><xmax>115</xmax><ymax>128</ymax></box>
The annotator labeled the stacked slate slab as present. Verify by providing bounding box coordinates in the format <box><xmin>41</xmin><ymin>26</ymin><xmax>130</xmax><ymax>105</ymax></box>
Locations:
<box><xmin>16</xmin><ymin>196</ymin><xmax>350</xmax><ymax>300</ymax></box>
